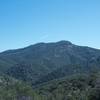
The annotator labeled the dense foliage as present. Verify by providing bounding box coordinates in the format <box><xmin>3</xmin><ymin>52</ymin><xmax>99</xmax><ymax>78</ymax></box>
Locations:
<box><xmin>33</xmin><ymin>72</ymin><xmax>100</xmax><ymax>100</ymax></box>
<box><xmin>0</xmin><ymin>72</ymin><xmax>100</xmax><ymax>100</ymax></box>
<box><xmin>0</xmin><ymin>75</ymin><xmax>34</xmax><ymax>100</ymax></box>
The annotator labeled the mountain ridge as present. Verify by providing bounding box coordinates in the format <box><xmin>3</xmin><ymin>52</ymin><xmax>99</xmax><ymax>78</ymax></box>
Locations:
<box><xmin>0</xmin><ymin>40</ymin><xmax>100</xmax><ymax>86</ymax></box>
<box><xmin>1</xmin><ymin>40</ymin><xmax>100</xmax><ymax>54</ymax></box>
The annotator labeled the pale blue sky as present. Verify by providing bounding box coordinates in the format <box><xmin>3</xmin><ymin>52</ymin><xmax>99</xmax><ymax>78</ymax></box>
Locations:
<box><xmin>0</xmin><ymin>0</ymin><xmax>100</xmax><ymax>52</ymax></box>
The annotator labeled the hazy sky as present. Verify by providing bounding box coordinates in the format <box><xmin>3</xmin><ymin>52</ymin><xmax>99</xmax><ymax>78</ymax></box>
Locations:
<box><xmin>0</xmin><ymin>0</ymin><xmax>100</xmax><ymax>52</ymax></box>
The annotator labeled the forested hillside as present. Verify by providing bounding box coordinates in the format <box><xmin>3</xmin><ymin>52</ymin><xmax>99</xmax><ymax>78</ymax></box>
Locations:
<box><xmin>0</xmin><ymin>41</ymin><xmax>100</xmax><ymax>86</ymax></box>
<box><xmin>0</xmin><ymin>41</ymin><xmax>100</xmax><ymax>100</ymax></box>
<box><xmin>0</xmin><ymin>72</ymin><xmax>100</xmax><ymax>100</ymax></box>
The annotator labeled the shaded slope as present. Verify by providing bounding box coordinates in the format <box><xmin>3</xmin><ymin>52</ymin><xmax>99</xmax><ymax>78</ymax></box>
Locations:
<box><xmin>33</xmin><ymin>72</ymin><xmax>100</xmax><ymax>100</ymax></box>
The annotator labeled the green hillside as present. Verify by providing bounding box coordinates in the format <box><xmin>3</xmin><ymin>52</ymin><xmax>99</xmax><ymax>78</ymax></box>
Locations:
<box><xmin>0</xmin><ymin>41</ymin><xmax>100</xmax><ymax>86</ymax></box>
<box><xmin>0</xmin><ymin>41</ymin><xmax>100</xmax><ymax>100</ymax></box>
<box><xmin>0</xmin><ymin>72</ymin><xmax>100</xmax><ymax>100</ymax></box>
<box><xmin>33</xmin><ymin>72</ymin><xmax>100</xmax><ymax>100</ymax></box>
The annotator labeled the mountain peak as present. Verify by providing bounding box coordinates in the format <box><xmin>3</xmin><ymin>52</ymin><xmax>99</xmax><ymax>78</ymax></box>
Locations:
<box><xmin>56</xmin><ymin>40</ymin><xmax>73</xmax><ymax>45</ymax></box>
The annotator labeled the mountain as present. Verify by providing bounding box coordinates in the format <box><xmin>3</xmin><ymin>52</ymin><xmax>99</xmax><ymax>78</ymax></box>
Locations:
<box><xmin>0</xmin><ymin>40</ymin><xmax>100</xmax><ymax>86</ymax></box>
<box><xmin>0</xmin><ymin>40</ymin><xmax>100</xmax><ymax>100</ymax></box>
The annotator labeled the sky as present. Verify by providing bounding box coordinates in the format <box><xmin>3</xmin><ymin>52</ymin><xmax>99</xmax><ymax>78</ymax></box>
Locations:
<box><xmin>0</xmin><ymin>0</ymin><xmax>100</xmax><ymax>52</ymax></box>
